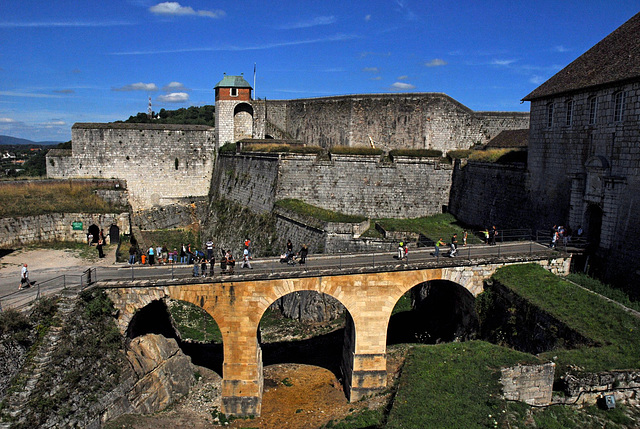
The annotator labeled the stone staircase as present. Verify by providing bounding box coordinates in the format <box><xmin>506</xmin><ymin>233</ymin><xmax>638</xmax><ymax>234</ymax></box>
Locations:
<box><xmin>0</xmin><ymin>288</ymin><xmax>79</xmax><ymax>428</ymax></box>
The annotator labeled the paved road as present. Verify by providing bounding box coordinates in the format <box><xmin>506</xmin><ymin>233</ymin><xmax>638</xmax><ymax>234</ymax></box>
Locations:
<box><xmin>0</xmin><ymin>241</ymin><xmax>556</xmax><ymax>311</ymax></box>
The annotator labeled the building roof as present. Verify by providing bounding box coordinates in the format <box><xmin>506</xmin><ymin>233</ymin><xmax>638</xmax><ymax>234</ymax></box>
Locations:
<box><xmin>523</xmin><ymin>11</ymin><xmax>640</xmax><ymax>101</ymax></box>
<box><xmin>485</xmin><ymin>129</ymin><xmax>529</xmax><ymax>149</ymax></box>
<box><xmin>214</xmin><ymin>74</ymin><xmax>253</xmax><ymax>89</ymax></box>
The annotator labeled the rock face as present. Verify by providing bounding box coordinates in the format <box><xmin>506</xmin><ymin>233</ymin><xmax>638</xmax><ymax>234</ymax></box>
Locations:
<box><xmin>125</xmin><ymin>334</ymin><xmax>197</xmax><ymax>414</ymax></box>
<box><xmin>271</xmin><ymin>291</ymin><xmax>345</xmax><ymax>323</ymax></box>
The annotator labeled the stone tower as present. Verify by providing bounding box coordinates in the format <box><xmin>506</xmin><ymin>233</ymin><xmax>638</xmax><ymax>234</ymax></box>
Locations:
<box><xmin>214</xmin><ymin>73</ymin><xmax>254</xmax><ymax>146</ymax></box>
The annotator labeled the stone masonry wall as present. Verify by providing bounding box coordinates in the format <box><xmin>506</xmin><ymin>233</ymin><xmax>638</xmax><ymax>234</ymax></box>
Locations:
<box><xmin>46</xmin><ymin>123</ymin><xmax>216</xmax><ymax>211</ymax></box>
<box><xmin>448</xmin><ymin>160</ymin><xmax>534</xmax><ymax>229</ymax></box>
<box><xmin>500</xmin><ymin>363</ymin><xmax>555</xmax><ymax>406</ymax></box>
<box><xmin>275</xmin><ymin>153</ymin><xmax>454</xmax><ymax>219</ymax></box>
<box><xmin>0</xmin><ymin>212</ymin><xmax>130</xmax><ymax>248</ymax></box>
<box><xmin>264</xmin><ymin>94</ymin><xmax>529</xmax><ymax>154</ymax></box>
<box><xmin>527</xmin><ymin>81</ymin><xmax>640</xmax><ymax>293</ymax></box>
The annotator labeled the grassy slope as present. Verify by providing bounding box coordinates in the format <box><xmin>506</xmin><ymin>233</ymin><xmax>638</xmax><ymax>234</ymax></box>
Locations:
<box><xmin>387</xmin><ymin>341</ymin><xmax>538</xmax><ymax>428</ymax></box>
<box><xmin>492</xmin><ymin>264</ymin><xmax>640</xmax><ymax>374</ymax></box>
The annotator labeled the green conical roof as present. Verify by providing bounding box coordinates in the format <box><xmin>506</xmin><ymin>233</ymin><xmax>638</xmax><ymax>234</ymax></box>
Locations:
<box><xmin>214</xmin><ymin>74</ymin><xmax>252</xmax><ymax>89</ymax></box>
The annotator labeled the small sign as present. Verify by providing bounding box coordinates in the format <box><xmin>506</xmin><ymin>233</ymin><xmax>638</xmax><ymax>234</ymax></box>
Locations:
<box><xmin>72</xmin><ymin>221</ymin><xmax>83</xmax><ymax>231</ymax></box>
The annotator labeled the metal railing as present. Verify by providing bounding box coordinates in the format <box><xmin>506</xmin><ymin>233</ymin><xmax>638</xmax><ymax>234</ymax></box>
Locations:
<box><xmin>0</xmin><ymin>268</ymin><xmax>96</xmax><ymax>312</ymax></box>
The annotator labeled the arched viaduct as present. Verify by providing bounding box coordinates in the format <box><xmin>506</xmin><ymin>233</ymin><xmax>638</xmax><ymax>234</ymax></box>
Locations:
<box><xmin>103</xmin><ymin>256</ymin><xmax>569</xmax><ymax>417</ymax></box>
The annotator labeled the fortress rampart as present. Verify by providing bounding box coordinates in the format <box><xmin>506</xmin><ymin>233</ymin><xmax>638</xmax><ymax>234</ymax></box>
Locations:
<box><xmin>47</xmin><ymin>123</ymin><xmax>216</xmax><ymax>211</ymax></box>
<box><xmin>213</xmin><ymin>152</ymin><xmax>454</xmax><ymax>219</ymax></box>
<box><xmin>257</xmin><ymin>94</ymin><xmax>530</xmax><ymax>153</ymax></box>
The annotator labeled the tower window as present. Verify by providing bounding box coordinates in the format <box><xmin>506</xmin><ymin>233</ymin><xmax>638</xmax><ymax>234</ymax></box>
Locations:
<box><xmin>589</xmin><ymin>96</ymin><xmax>598</xmax><ymax>125</ymax></box>
<box><xmin>614</xmin><ymin>91</ymin><xmax>625</xmax><ymax>122</ymax></box>
<box><xmin>230</xmin><ymin>88</ymin><xmax>238</xmax><ymax>97</ymax></box>
<box><xmin>546</xmin><ymin>102</ymin><xmax>554</xmax><ymax>128</ymax></box>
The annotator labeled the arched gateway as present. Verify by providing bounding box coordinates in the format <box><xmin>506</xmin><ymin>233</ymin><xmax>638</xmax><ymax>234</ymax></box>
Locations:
<box><xmin>104</xmin><ymin>258</ymin><xmax>569</xmax><ymax>417</ymax></box>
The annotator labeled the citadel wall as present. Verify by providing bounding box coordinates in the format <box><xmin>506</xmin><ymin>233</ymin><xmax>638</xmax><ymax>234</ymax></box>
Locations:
<box><xmin>448</xmin><ymin>160</ymin><xmax>533</xmax><ymax>229</ymax></box>
<box><xmin>46</xmin><ymin>123</ymin><xmax>216</xmax><ymax>211</ymax></box>
<box><xmin>213</xmin><ymin>152</ymin><xmax>454</xmax><ymax>219</ymax></box>
<box><xmin>256</xmin><ymin>94</ymin><xmax>529</xmax><ymax>153</ymax></box>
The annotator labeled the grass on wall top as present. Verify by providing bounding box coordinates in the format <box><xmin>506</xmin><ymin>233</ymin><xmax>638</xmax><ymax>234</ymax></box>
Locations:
<box><xmin>0</xmin><ymin>181</ymin><xmax>127</xmax><ymax>217</ymax></box>
<box><xmin>275</xmin><ymin>199</ymin><xmax>367</xmax><ymax>224</ymax></box>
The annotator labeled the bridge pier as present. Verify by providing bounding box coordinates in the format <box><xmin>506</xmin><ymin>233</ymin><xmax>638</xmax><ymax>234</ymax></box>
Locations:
<box><xmin>220</xmin><ymin>347</ymin><xmax>263</xmax><ymax>416</ymax></box>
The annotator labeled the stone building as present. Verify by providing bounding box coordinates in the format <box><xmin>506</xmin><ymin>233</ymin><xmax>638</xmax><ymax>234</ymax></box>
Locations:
<box><xmin>523</xmin><ymin>11</ymin><xmax>640</xmax><ymax>292</ymax></box>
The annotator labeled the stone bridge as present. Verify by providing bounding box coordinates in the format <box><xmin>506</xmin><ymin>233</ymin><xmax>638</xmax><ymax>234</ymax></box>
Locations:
<box><xmin>102</xmin><ymin>253</ymin><xmax>569</xmax><ymax>416</ymax></box>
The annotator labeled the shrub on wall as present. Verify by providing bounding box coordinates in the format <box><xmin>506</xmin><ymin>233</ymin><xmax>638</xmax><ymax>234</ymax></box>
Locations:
<box><xmin>241</xmin><ymin>143</ymin><xmax>290</xmax><ymax>153</ymax></box>
<box><xmin>219</xmin><ymin>142</ymin><xmax>237</xmax><ymax>153</ymax></box>
<box><xmin>389</xmin><ymin>149</ymin><xmax>443</xmax><ymax>158</ymax></box>
<box><xmin>289</xmin><ymin>145</ymin><xmax>323</xmax><ymax>154</ymax></box>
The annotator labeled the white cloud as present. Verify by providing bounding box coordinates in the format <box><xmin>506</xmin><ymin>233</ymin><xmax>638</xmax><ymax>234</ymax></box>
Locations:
<box><xmin>491</xmin><ymin>59</ymin><xmax>516</xmax><ymax>66</ymax></box>
<box><xmin>111</xmin><ymin>33</ymin><xmax>358</xmax><ymax>55</ymax></box>
<box><xmin>112</xmin><ymin>83</ymin><xmax>158</xmax><ymax>92</ymax></box>
<box><xmin>44</xmin><ymin>120</ymin><xmax>66</xmax><ymax>127</ymax></box>
<box><xmin>364</xmin><ymin>14</ymin><xmax>371</xmax><ymax>21</ymax></box>
<box><xmin>397</xmin><ymin>75</ymin><xmax>408</xmax><ymax>80</ymax></box>
<box><xmin>277</xmin><ymin>16</ymin><xmax>336</xmax><ymax>30</ymax></box>
<box><xmin>389</xmin><ymin>82</ymin><xmax>416</xmax><ymax>91</ymax></box>
<box><xmin>425</xmin><ymin>58</ymin><xmax>447</xmax><ymax>67</ymax></box>
<box><xmin>149</xmin><ymin>2</ymin><xmax>225</xmax><ymax>18</ymax></box>
<box><xmin>162</xmin><ymin>81</ymin><xmax>189</xmax><ymax>92</ymax></box>
<box><xmin>0</xmin><ymin>117</ymin><xmax>17</xmax><ymax>123</ymax></box>
<box><xmin>0</xmin><ymin>91</ymin><xmax>63</xmax><ymax>98</ymax></box>
<box><xmin>370</xmin><ymin>76</ymin><xmax>382</xmax><ymax>81</ymax></box>
<box><xmin>157</xmin><ymin>92</ymin><xmax>189</xmax><ymax>103</ymax></box>
<box><xmin>529</xmin><ymin>75</ymin><xmax>545</xmax><ymax>85</ymax></box>
<box><xmin>362</xmin><ymin>67</ymin><xmax>379</xmax><ymax>73</ymax></box>
<box><xmin>0</xmin><ymin>21</ymin><xmax>132</xmax><ymax>28</ymax></box>
<box><xmin>53</xmin><ymin>89</ymin><xmax>75</xmax><ymax>94</ymax></box>
<box><xmin>552</xmin><ymin>45</ymin><xmax>570</xmax><ymax>53</ymax></box>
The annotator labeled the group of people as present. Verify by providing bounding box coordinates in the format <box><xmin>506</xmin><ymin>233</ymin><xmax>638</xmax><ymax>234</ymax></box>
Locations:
<box><xmin>279</xmin><ymin>240</ymin><xmax>309</xmax><ymax>265</ymax></box>
<box><xmin>550</xmin><ymin>224</ymin><xmax>580</xmax><ymax>249</ymax></box>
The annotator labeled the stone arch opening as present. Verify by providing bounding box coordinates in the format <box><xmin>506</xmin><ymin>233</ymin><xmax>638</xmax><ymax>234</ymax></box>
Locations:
<box><xmin>233</xmin><ymin>102</ymin><xmax>254</xmax><ymax>141</ymax></box>
<box><xmin>387</xmin><ymin>280</ymin><xmax>479</xmax><ymax>345</ymax></box>
<box><xmin>584</xmin><ymin>204</ymin><xmax>603</xmax><ymax>252</ymax></box>
<box><xmin>88</xmin><ymin>224</ymin><xmax>100</xmax><ymax>244</ymax></box>
<box><xmin>258</xmin><ymin>290</ymin><xmax>351</xmax><ymax>398</ymax></box>
<box><xmin>108</xmin><ymin>224</ymin><xmax>120</xmax><ymax>244</ymax></box>
<box><xmin>126</xmin><ymin>298</ymin><xmax>223</xmax><ymax>375</ymax></box>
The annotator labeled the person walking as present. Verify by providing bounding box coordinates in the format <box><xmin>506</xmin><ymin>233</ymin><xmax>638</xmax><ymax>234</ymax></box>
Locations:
<box><xmin>298</xmin><ymin>244</ymin><xmax>308</xmax><ymax>265</ymax></box>
<box><xmin>206</xmin><ymin>238</ymin><xmax>214</xmax><ymax>261</ymax></box>
<box><xmin>128</xmin><ymin>244</ymin><xmax>136</xmax><ymax>264</ymax></box>
<box><xmin>19</xmin><ymin>263</ymin><xmax>30</xmax><ymax>290</ymax></box>
<box><xmin>148</xmin><ymin>246</ymin><xmax>155</xmax><ymax>266</ymax></box>
<box><xmin>97</xmin><ymin>238</ymin><xmax>105</xmax><ymax>258</ymax></box>
<box><xmin>450</xmin><ymin>234</ymin><xmax>458</xmax><ymax>257</ymax></box>
<box><xmin>490</xmin><ymin>226</ymin><xmax>498</xmax><ymax>245</ymax></box>
<box><xmin>242</xmin><ymin>246</ymin><xmax>252</xmax><ymax>269</ymax></box>
<box><xmin>397</xmin><ymin>241</ymin><xmax>404</xmax><ymax>260</ymax></box>
<box><xmin>463</xmin><ymin>230</ymin><xmax>468</xmax><ymax>246</ymax></box>
<box><xmin>434</xmin><ymin>238</ymin><xmax>445</xmax><ymax>257</ymax></box>
<box><xmin>180</xmin><ymin>244</ymin><xmax>187</xmax><ymax>264</ymax></box>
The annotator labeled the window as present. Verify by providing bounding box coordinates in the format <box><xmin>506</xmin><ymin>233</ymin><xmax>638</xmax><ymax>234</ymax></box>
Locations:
<box><xmin>565</xmin><ymin>99</ymin><xmax>573</xmax><ymax>126</ymax></box>
<box><xmin>230</xmin><ymin>88</ymin><xmax>238</xmax><ymax>97</ymax></box>
<box><xmin>589</xmin><ymin>96</ymin><xmax>598</xmax><ymax>125</ymax></box>
<box><xmin>614</xmin><ymin>91</ymin><xmax>625</xmax><ymax>122</ymax></box>
<box><xmin>546</xmin><ymin>102</ymin><xmax>554</xmax><ymax>128</ymax></box>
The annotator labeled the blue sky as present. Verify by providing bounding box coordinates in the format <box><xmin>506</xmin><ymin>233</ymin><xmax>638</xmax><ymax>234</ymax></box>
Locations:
<box><xmin>0</xmin><ymin>1</ymin><xmax>638</xmax><ymax>142</ymax></box>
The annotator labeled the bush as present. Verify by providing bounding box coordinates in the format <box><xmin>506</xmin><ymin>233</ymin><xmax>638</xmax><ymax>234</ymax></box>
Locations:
<box><xmin>389</xmin><ymin>148</ymin><xmax>442</xmax><ymax>158</ymax></box>
<box><xmin>241</xmin><ymin>143</ymin><xmax>290</xmax><ymax>153</ymax></box>
<box><xmin>219</xmin><ymin>142</ymin><xmax>237</xmax><ymax>153</ymax></box>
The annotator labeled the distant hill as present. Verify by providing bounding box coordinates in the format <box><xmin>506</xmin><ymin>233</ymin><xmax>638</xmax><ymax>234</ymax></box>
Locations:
<box><xmin>0</xmin><ymin>135</ymin><xmax>62</xmax><ymax>146</ymax></box>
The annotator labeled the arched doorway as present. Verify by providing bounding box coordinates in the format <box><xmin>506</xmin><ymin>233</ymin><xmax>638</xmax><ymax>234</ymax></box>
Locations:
<box><xmin>88</xmin><ymin>224</ymin><xmax>100</xmax><ymax>244</ymax></box>
<box><xmin>387</xmin><ymin>280</ymin><xmax>479</xmax><ymax>345</ymax></box>
<box><xmin>234</xmin><ymin>102</ymin><xmax>254</xmax><ymax>141</ymax></box>
<box><xmin>585</xmin><ymin>204</ymin><xmax>603</xmax><ymax>251</ymax></box>
<box><xmin>109</xmin><ymin>224</ymin><xmax>120</xmax><ymax>244</ymax></box>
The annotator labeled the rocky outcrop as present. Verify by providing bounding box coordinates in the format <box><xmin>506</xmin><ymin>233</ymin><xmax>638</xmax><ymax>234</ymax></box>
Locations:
<box><xmin>124</xmin><ymin>334</ymin><xmax>197</xmax><ymax>414</ymax></box>
<box><xmin>271</xmin><ymin>291</ymin><xmax>345</xmax><ymax>323</ymax></box>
